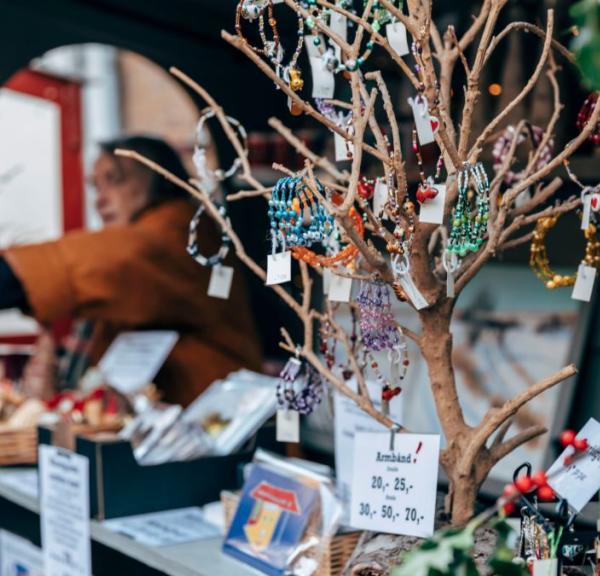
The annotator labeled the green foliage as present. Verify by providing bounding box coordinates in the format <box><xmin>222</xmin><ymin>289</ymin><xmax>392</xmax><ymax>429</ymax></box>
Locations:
<box><xmin>570</xmin><ymin>0</ymin><xmax>600</xmax><ymax>90</ymax></box>
<box><xmin>392</xmin><ymin>520</ymin><xmax>528</xmax><ymax>576</ymax></box>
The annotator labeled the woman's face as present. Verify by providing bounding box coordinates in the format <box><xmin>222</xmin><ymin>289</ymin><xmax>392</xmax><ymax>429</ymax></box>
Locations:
<box><xmin>92</xmin><ymin>153</ymin><xmax>153</xmax><ymax>226</ymax></box>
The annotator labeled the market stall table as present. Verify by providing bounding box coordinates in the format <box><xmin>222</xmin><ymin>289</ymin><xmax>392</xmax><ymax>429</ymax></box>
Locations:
<box><xmin>0</xmin><ymin>468</ymin><xmax>261</xmax><ymax>576</ymax></box>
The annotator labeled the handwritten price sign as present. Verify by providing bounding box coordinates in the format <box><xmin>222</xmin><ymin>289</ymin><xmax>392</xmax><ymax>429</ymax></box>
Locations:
<box><xmin>350</xmin><ymin>432</ymin><xmax>440</xmax><ymax>537</ymax></box>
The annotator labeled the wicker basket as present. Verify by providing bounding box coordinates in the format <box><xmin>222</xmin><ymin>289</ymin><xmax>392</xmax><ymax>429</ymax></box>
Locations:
<box><xmin>221</xmin><ymin>490</ymin><xmax>361</xmax><ymax>576</ymax></box>
<box><xmin>0</xmin><ymin>422</ymin><xmax>123</xmax><ymax>466</ymax></box>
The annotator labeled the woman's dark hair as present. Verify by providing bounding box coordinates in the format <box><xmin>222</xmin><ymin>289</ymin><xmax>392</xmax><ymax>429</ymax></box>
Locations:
<box><xmin>99</xmin><ymin>135</ymin><xmax>190</xmax><ymax>206</ymax></box>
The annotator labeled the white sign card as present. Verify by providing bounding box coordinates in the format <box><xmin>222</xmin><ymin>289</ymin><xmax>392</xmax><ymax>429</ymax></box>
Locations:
<box><xmin>207</xmin><ymin>265</ymin><xmax>234</xmax><ymax>300</ymax></box>
<box><xmin>547</xmin><ymin>418</ymin><xmax>600</xmax><ymax>512</ymax></box>
<box><xmin>572</xmin><ymin>264</ymin><xmax>596</xmax><ymax>302</ymax></box>
<box><xmin>267</xmin><ymin>251</ymin><xmax>292</xmax><ymax>285</ymax></box>
<box><xmin>309</xmin><ymin>58</ymin><xmax>335</xmax><ymax>99</ymax></box>
<box><xmin>276</xmin><ymin>409</ymin><xmax>300</xmax><ymax>443</ymax></box>
<box><xmin>39</xmin><ymin>445</ymin><xmax>91</xmax><ymax>576</ymax></box>
<box><xmin>386</xmin><ymin>22</ymin><xmax>409</xmax><ymax>57</ymax></box>
<box><xmin>99</xmin><ymin>331</ymin><xmax>179</xmax><ymax>394</ymax></box>
<box><xmin>328</xmin><ymin>274</ymin><xmax>353</xmax><ymax>302</ymax></box>
<box><xmin>418</xmin><ymin>184</ymin><xmax>447</xmax><ymax>225</ymax></box>
<box><xmin>350</xmin><ymin>432</ymin><xmax>440</xmax><ymax>537</ymax></box>
<box><xmin>581</xmin><ymin>193</ymin><xmax>592</xmax><ymax>230</ymax></box>
<box><xmin>102</xmin><ymin>507</ymin><xmax>220</xmax><ymax>547</ymax></box>
<box><xmin>532</xmin><ymin>559</ymin><xmax>559</xmax><ymax>576</ymax></box>
<box><xmin>334</xmin><ymin>381</ymin><xmax>404</xmax><ymax>503</ymax></box>
<box><xmin>0</xmin><ymin>530</ymin><xmax>44</xmax><ymax>576</ymax></box>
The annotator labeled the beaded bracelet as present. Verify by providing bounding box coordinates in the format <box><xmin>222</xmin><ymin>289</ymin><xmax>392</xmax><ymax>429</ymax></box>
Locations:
<box><xmin>235</xmin><ymin>0</ymin><xmax>280</xmax><ymax>58</ymax></box>
<box><xmin>492</xmin><ymin>124</ymin><xmax>554</xmax><ymax>186</ymax></box>
<box><xmin>530</xmin><ymin>215</ymin><xmax>600</xmax><ymax>289</ymax></box>
<box><xmin>447</xmin><ymin>162</ymin><xmax>490</xmax><ymax>256</ymax></box>
<box><xmin>291</xmin><ymin>203</ymin><xmax>364</xmax><ymax>268</ymax></box>
<box><xmin>187</xmin><ymin>204</ymin><xmax>232</xmax><ymax>267</ymax></box>
<box><xmin>276</xmin><ymin>356</ymin><xmax>323</xmax><ymax>415</ymax></box>
<box><xmin>194</xmin><ymin>109</ymin><xmax>248</xmax><ymax>182</ymax></box>
<box><xmin>412</xmin><ymin>128</ymin><xmax>443</xmax><ymax>204</ymax></box>
<box><xmin>268</xmin><ymin>176</ymin><xmax>334</xmax><ymax>250</ymax></box>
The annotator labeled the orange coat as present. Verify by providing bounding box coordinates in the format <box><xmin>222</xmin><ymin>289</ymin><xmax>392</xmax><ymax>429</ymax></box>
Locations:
<box><xmin>5</xmin><ymin>199</ymin><xmax>262</xmax><ymax>406</ymax></box>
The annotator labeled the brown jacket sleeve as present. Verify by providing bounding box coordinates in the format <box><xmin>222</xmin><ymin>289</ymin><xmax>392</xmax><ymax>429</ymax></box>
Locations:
<box><xmin>5</xmin><ymin>226</ymin><xmax>187</xmax><ymax>326</ymax></box>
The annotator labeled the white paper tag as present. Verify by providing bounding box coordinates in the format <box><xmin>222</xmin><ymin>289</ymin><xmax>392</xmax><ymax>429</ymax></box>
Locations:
<box><xmin>373</xmin><ymin>179</ymin><xmax>388</xmax><ymax>219</ymax></box>
<box><xmin>334</xmin><ymin>131</ymin><xmax>351</xmax><ymax>162</ymax></box>
<box><xmin>399</xmin><ymin>273</ymin><xmax>429</xmax><ymax>310</ymax></box>
<box><xmin>330</xmin><ymin>10</ymin><xmax>347</xmax><ymax>60</ymax></box>
<box><xmin>547</xmin><ymin>418</ymin><xmax>600</xmax><ymax>512</ymax></box>
<box><xmin>309</xmin><ymin>57</ymin><xmax>335</xmax><ymax>99</ymax></box>
<box><xmin>99</xmin><ymin>331</ymin><xmax>179</xmax><ymax>394</ymax></box>
<box><xmin>40</xmin><ymin>445</ymin><xmax>91</xmax><ymax>576</ymax></box>
<box><xmin>532</xmin><ymin>559</ymin><xmax>558</xmax><ymax>576</ymax></box>
<box><xmin>572</xmin><ymin>264</ymin><xmax>596</xmax><ymax>302</ymax></box>
<box><xmin>328</xmin><ymin>274</ymin><xmax>353</xmax><ymax>302</ymax></box>
<box><xmin>582</xmin><ymin>194</ymin><xmax>592</xmax><ymax>230</ymax></box>
<box><xmin>349</xmin><ymin>432</ymin><xmax>440</xmax><ymax>537</ymax></box>
<box><xmin>447</xmin><ymin>270</ymin><xmax>455</xmax><ymax>298</ymax></box>
<box><xmin>323</xmin><ymin>268</ymin><xmax>332</xmax><ymax>295</ymax></box>
<box><xmin>276</xmin><ymin>409</ymin><xmax>300</xmax><ymax>443</ymax></box>
<box><xmin>334</xmin><ymin>381</ymin><xmax>404</xmax><ymax>505</ymax></box>
<box><xmin>267</xmin><ymin>251</ymin><xmax>292</xmax><ymax>285</ymax></box>
<box><xmin>418</xmin><ymin>184</ymin><xmax>446</xmax><ymax>225</ymax></box>
<box><xmin>386</xmin><ymin>22</ymin><xmax>409</xmax><ymax>57</ymax></box>
<box><xmin>207</xmin><ymin>265</ymin><xmax>234</xmax><ymax>299</ymax></box>
<box><xmin>408</xmin><ymin>96</ymin><xmax>435</xmax><ymax>146</ymax></box>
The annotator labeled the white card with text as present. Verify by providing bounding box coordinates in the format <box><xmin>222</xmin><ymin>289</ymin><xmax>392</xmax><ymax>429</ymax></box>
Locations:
<box><xmin>309</xmin><ymin>57</ymin><xmax>335</xmax><ymax>99</ymax></box>
<box><xmin>328</xmin><ymin>274</ymin><xmax>353</xmax><ymax>302</ymax></box>
<box><xmin>276</xmin><ymin>409</ymin><xmax>300</xmax><ymax>443</ymax></box>
<box><xmin>334</xmin><ymin>380</ymin><xmax>404</xmax><ymax>504</ymax></box>
<box><xmin>99</xmin><ymin>331</ymin><xmax>179</xmax><ymax>394</ymax></box>
<box><xmin>418</xmin><ymin>185</ymin><xmax>446</xmax><ymax>225</ymax></box>
<box><xmin>547</xmin><ymin>418</ymin><xmax>600</xmax><ymax>512</ymax></box>
<box><xmin>208</xmin><ymin>265</ymin><xmax>234</xmax><ymax>299</ymax></box>
<box><xmin>386</xmin><ymin>22</ymin><xmax>409</xmax><ymax>57</ymax></box>
<box><xmin>350</xmin><ymin>432</ymin><xmax>440</xmax><ymax>536</ymax></box>
<box><xmin>40</xmin><ymin>445</ymin><xmax>91</xmax><ymax>576</ymax></box>
<box><xmin>572</xmin><ymin>264</ymin><xmax>596</xmax><ymax>302</ymax></box>
<box><xmin>0</xmin><ymin>530</ymin><xmax>44</xmax><ymax>576</ymax></box>
<box><xmin>334</xmin><ymin>131</ymin><xmax>351</xmax><ymax>162</ymax></box>
<box><xmin>267</xmin><ymin>251</ymin><xmax>292</xmax><ymax>285</ymax></box>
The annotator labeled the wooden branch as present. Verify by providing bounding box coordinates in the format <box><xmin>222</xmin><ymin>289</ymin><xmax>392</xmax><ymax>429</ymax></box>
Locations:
<box><xmin>490</xmin><ymin>424</ymin><xmax>547</xmax><ymax>463</ymax></box>
<box><xmin>221</xmin><ymin>30</ymin><xmax>389</xmax><ymax>165</ymax></box>
<box><xmin>458</xmin><ymin>364</ymin><xmax>577</xmax><ymax>475</ymax></box>
<box><xmin>458</xmin><ymin>0</ymin><xmax>493</xmax><ymax>52</ymax></box>
<box><xmin>468</xmin><ymin>11</ymin><xmax>554</xmax><ymax>162</ymax></box>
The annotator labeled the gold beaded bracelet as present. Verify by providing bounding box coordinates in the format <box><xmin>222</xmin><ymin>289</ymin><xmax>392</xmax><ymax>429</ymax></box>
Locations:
<box><xmin>529</xmin><ymin>214</ymin><xmax>600</xmax><ymax>289</ymax></box>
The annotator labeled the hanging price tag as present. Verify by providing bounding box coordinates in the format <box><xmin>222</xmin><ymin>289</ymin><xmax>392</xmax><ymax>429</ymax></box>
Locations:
<box><xmin>323</xmin><ymin>268</ymin><xmax>332</xmax><ymax>295</ymax></box>
<box><xmin>309</xmin><ymin>57</ymin><xmax>335</xmax><ymax>99</ymax></box>
<box><xmin>350</xmin><ymin>432</ymin><xmax>440</xmax><ymax>537</ymax></box>
<box><xmin>328</xmin><ymin>274</ymin><xmax>353</xmax><ymax>302</ymax></box>
<box><xmin>547</xmin><ymin>418</ymin><xmax>600</xmax><ymax>512</ymax></box>
<box><xmin>267</xmin><ymin>251</ymin><xmax>292</xmax><ymax>285</ymax></box>
<box><xmin>398</xmin><ymin>273</ymin><xmax>429</xmax><ymax>310</ymax></box>
<box><xmin>418</xmin><ymin>184</ymin><xmax>446</xmax><ymax>225</ymax></box>
<box><xmin>373</xmin><ymin>179</ymin><xmax>388</xmax><ymax>219</ymax></box>
<box><xmin>386</xmin><ymin>22</ymin><xmax>409</xmax><ymax>57</ymax></box>
<box><xmin>408</xmin><ymin>96</ymin><xmax>435</xmax><ymax>146</ymax></box>
<box><xmin>207</xmin><ymin>265</ymin><xmax>234</xmax><ymax>299</ymax></box>
<box><xmin>571</xmin><ymin>264</ymin><xmax>596</xmax><ymax>302</ymax></box>
<box><xmin>276</xmin><ymin>409</ymin><xmax>300</xmax><ymax>443</ymax></box>
<box><xmin>532</xmin><ymin>559</ymin><xmax>559</xmax><ymax>576</ymax></box>
<box><xmin>334</xmin><ymin>131</ymin><xmax>351</xmax><ymax>162</ymax></box>
<box><xmin>582</xmin><ymin>193</ymin><xmax>593</xmax><ymax>231</ymax></box>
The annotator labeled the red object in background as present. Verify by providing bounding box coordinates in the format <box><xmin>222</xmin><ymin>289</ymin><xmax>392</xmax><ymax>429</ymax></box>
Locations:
<box><xmin>3</xmin><ymin>69</ymin><xmax>84</xmax><ymax>344</ymax></box>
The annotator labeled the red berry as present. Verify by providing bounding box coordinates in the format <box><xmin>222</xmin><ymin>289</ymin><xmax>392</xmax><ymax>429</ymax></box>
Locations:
<box><xmin>502</xmin><ymin>483</ymin><xmax>518</xmax><ymax>498</ymax></box>
<box><xmin>515</xmin><ymin>475</ymin><xmax>535</xmax><ymax>494</ymax></box>
<box><xmin>357</xmin><ymin>180</ymin><xmax>374</xmax><ymax>200</ymax></box>
<box><xmin>560</xmin><ymin>429</ymin><xmax>577</xmax><ymax>447</ymax></box>
<box><xmin>502</xmin><ymin>502</ymin><xmax>516</xmax><ymax>516</ymax></box>
<box><xmin>574</xmin><ymin>437</ymin><xmax>589</xmax><ymax>452</ymax></box>
<box><xmin>537</xmin><ymin>485</ymin><xmax>555</xmax><ymax>502</ymax></box>
<box><xmin>531</xmin><ymin>471</ymin><xmax>548</xmax><ymax>488</ymax></box>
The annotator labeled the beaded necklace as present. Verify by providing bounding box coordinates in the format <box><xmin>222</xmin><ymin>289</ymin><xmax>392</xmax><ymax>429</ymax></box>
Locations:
<box><xmin>447</xmin><ymin>162</ymin><xmax>490</xmax><ymax>256</ymax></box>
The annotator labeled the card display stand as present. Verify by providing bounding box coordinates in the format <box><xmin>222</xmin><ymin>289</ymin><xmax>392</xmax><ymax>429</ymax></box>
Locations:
<box><xmin>39</xmin><ymin>423</ymin><xmax>279</xmax><ymax>520</ymax></box>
